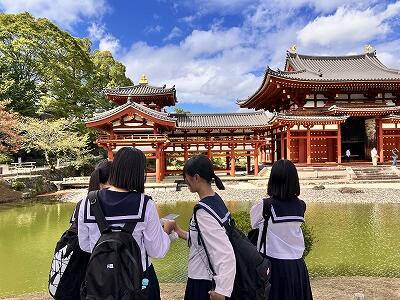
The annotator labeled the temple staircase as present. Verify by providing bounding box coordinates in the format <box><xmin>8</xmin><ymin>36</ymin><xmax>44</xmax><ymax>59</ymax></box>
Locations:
<box><xmin>351</xmin><ymin>166</ymin><xmax>400</xmax><ymax>181</ymax></box>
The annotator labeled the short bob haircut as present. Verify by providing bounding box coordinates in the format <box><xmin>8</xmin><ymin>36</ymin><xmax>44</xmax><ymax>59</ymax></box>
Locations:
<box><xmin>88</xmin><ymin>159</ymin><xmax>112</xmax><ymax>192</ymax></box>
<box><xmin>183</xmin><ymin>155</ymin><xmax>225</xmax><ymax>190</ymax></box>
<box><xmin>108</xmin><ymin>147</ymin><xmax>146</xmax><ymax>193</ymax></box>
<box><xmin>267</xmin><ymin>159</ymin><xmax>300</xmax><ymax>200</ymax></box>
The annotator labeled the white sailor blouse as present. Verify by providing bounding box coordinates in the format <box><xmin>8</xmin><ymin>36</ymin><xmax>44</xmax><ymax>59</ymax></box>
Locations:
<box><xmin>250</xmin><ymin>197</ymin><xmax>306</xmax><ymax>260</ymax></box>
<box><xmin>77</xmin><ymin>189</ymin><xmax>171</xmax><ymax>271</ymax></box>
<box><xmin>187</xmin><ymin>194</ymin><xmax>236</xmax><ymax>298</ymax></box>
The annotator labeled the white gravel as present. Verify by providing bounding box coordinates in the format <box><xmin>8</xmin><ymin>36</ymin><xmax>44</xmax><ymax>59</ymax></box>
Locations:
<box><xmin>59</xmin><ymin>181</ymin><xmax>400</xmax><ymax>204</ymax></box>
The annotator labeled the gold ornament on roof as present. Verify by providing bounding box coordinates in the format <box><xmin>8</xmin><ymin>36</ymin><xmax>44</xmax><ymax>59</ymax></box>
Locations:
<box><xmin>139</xmin><ymin>74</ymin><xmax>149</xmax><ymax>85</ymax></box>
<box><xmin>364</xmin><ymin>44</ymin><xmax>375</xmax><ymax>54</ymax></box>
<box><xmin>288</xmin><ymin>45</ymin><xmax>298</xmax><ymax>54</ymax></box>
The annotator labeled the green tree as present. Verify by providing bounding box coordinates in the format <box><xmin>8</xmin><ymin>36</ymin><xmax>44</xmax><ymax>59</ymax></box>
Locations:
<box><xmin>0</xmin><ymin>13</ymin><xmax>132</xmax><ymax>119</ymax></box>
<box><xmin>21</xmin><ymin>117</ymin><xmax>92</xmax><ymax>170</ymax></box>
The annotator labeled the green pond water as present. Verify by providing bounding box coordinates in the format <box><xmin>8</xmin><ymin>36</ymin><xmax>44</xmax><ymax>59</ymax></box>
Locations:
<box><xmin>0</xmin><ymin>199</ymin><xmax>400</xmax><ymax>296</ymax></box>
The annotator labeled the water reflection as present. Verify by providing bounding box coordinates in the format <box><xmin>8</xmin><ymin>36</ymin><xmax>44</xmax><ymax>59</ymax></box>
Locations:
<box><xmin>0</xmin><ymin>199</ymin><xmax>399</xmax><ymax>297</ymax></box>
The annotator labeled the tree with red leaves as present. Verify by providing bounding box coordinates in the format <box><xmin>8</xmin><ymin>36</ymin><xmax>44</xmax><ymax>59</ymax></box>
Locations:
<box><xmin>0</xmin><ymin>100</ymin><xmax>23</xmax><ymax>154</ymax></box>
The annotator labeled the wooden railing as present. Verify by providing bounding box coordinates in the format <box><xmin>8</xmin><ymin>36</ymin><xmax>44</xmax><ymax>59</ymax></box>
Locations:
<box><xmin>97</xmin><ymin>134</ymin><xmax>168</xmax><ymax>142</ymax></box>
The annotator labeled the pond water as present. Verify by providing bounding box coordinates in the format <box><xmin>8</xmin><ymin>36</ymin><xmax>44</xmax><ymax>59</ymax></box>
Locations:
<box><xmin>0</xmin><ymin>198</ymin><xmax>400</xmax><ymax>296</ymax></box>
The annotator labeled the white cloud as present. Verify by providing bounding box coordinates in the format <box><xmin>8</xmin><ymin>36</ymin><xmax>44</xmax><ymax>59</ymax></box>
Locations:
<box><xmin>88</xmin><ymin>23</ymin><xmax>120</xmax><ymax>55</ymax></box>
<box><xmin>144</xmin><ymin>25</ymin><xmax>163</xmax><ymax>34</ymax></box>
<box><xmin>0</xmin><ymin>0</ymin><xmax>108</xmax><ymax>29</ymax></box>
<box><xmin>298</xmin><ymin>3</ymin><xmax>400</xmax><ymax>47</ymax></box>
<box><xmin>164</xmin><ymin>27</ymin><xmax>183</xmax><ymax>41</ymax></box>
<box><xmin>120</xmin><ymin>27</ymin><xmax>265</xmax><ymax>110</ymax></box>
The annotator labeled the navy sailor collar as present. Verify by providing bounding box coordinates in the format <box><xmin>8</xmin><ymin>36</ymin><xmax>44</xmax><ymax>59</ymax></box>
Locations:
<box><xmin>197</xmin><ymin>193</ymin><xmax>230</xmax><ymax>226</ymax></box>
<box><xmin>84</xmin><ymin>189</ymin><xmax>149</xmax><ymax>224</ymax></box>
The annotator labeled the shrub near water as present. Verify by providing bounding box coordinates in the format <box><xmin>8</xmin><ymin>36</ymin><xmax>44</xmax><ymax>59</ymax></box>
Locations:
<box><xmin>231</xmin><ymin>210</ymin><xmax>315</xmax><ymax>257</ymax></box>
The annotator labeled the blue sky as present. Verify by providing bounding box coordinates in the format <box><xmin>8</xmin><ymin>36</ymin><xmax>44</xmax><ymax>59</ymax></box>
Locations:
<box><xmin>1</xmin><ymin>0</ymin><xmax>400</xmax><ymax>113</ymax></box>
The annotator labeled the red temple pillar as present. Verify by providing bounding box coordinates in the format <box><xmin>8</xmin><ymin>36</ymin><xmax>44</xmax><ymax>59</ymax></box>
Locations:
<box><xmin>307</xmin><ymin>127</ymin><xmax>311</xmax><ymax>164</ymax></box>
<box><xmin>254</xmin><ymin>146</ymin><xmax>259</xmax><ymax>176</ymax></box>
<box><xmin>378</xmin><ymin>119</ymin><xmax>384</xmax><ymax>163</ymax></box>
<box><xmin>230</xmin><ymin>149</ymin><xmax>236</xmax><ymax>177</ymax></box>
<box><xmin>184</xmin><ymin>147</ymin><xmax>189</xmax><ymax>162</ymax></box>
<box><xmin>280</xmin><ymin>130</ymin><xmax>285</xmax><ymax>159</ymax></box>
<box><xmin>337</xmin><ymin>125</ymin><xmax>342</xmax><ymax>164</ymax></box>
<box><xmin>261</xmin><ymin>145</ymin><xmax>267</xmax><ymax>163</ymax></box>
<box><xmin>286</xmin><ymin>128</ymin><xmax>291</xmax><ymax>161</ymax></box>
<box><xmin>271</xmin><ymin>130</ymin><xmax>275</xmax><ymax>163</ymax></box>
<box><xmin>246</xmin><ymin>151</ymin><xmax>251</xmax><ymax>174</ymax></box>
<box><xmin>107</xmin><ymin>147</ymin><xmax>114</xmax><ymax>160</ymax></box>
<box><xmin>160</xmin><ymin>149</ymin><xmax>166</xmax><ymax>181</ymax></box>
<box><xmin>155</xmin><ymin>146</ymin><xmax>161</xmax><ymax>183</ymax></box>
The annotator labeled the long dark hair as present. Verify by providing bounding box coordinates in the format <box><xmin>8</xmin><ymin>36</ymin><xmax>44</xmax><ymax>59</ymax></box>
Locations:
<box><xmin>267</xmin><ymin>159</ymin><xmax>300</xmax><ymax>200</ymax></box>
<box><xmin>108</xmin><ymin>147</ymin><xmax>146</xmax><ymax>193</ymax></box>
<box><xmin>183</xmin><ymin>155</ymin><xmax>225</xmax><ymax>190</ymax></box>
<box><xmin>88</xmin><ymin>159</ymin><xmax>112</xmax><ymax>192</ymax></box>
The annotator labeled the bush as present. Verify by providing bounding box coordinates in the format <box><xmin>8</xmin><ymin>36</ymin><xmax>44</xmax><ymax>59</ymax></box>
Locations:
<box><xmin>11</xmin><ymin>180</ymin><xmax>26</xmax><ymax>191</ymax></box>
<box><xmin>231</xmin><ymin>210</ymin><xmax>316</xmax><ymax>257</ymax></box>
<box><xmin>0</xmin><ymin>153</ymin><xmax>12</xmax><ymax>164</ymax></box>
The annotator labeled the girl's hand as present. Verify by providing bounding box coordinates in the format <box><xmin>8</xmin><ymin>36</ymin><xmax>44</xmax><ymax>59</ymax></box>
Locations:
<box><xmin>163</xmin><ymin>220</ymin><xmax>176</xmax><ymax>234</ymax></box>
<box><xmin>209</xmin><ymin>291</ymin><xmax>225</xmax><ymax>300</ymax></box>
<box><xmin>175</xmin><ymin>223</ymin><xmax>188</xmax><ymax>240</ymax></box>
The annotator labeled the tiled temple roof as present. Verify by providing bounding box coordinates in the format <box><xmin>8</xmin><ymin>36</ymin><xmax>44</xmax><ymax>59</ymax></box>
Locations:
<box><xmin>327</xmin><ymin>105</ymin><xmax>400</xmax><ymax>114</ymax></box>
<box><xmin>277</xmin><ymin>52</ymin><xmax>400</xmax><ymax>81</ymax></box>
<box><xmin>86</xmin><ymin>101</ymin><xmax>176</xmax><ymax>123</ymax></box>
<box><xmin>173</xmin><ymin>111</ymin><xmax>272</xmax><ymax>129</ymax></box>
<box><xmin>104</xmin><ymin>84</ymin><xmax>176</xmax><ymax>96</ymax></box>
<box><xmin>239</xmin><ymin>50</ymin><xmax>400</xmax><ymax>109</ymax></box>
<box><xmin>269</xmin><ymin>113</ymin><xmax>348</xmax><ymax>125</ymax></box>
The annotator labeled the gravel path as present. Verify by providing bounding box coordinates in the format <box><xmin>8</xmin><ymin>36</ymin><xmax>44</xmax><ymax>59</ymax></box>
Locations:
<box><xmin>3</xmin><ymin>277</ymin><xmax>400</xmax><ymax>299</ymax></box>
<box><xmin>59</xmin><ymin>181</ymin><xmax>400</xmax><ymax>204</ymax></box>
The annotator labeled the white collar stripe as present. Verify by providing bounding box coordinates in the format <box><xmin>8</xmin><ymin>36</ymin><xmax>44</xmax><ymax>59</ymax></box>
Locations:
<box><xmin>86</xmin><ymin>193</ymin><xmax>145</xmax><ymax>221</ymax></box>
<box><xmin>198</xmin><ymin>202</ymin><xmax>230</xmax><ymax>224</ymax></box>
<box><xmin>271</xmin><ymin>206</ymin><xmax>304</xmax><ymax>222</ymax></box>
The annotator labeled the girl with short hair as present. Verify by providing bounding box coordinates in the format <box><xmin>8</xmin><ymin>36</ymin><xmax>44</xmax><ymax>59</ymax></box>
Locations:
<box><xmin>78</xmin><ymin>147</ymin><xmax>175</xmax><ymax>300</ymax></box>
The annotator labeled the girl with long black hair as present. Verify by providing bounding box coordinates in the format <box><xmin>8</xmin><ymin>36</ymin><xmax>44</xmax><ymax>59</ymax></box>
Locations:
<box><xmin>250</xmin><ymin>159</ymin><xmax>313</xmax><ymax>300</ymax></box>
<box><xmin>174</xmin><ymin>155</ymin><xmax>236</xmax><ymax>300</ymax></box>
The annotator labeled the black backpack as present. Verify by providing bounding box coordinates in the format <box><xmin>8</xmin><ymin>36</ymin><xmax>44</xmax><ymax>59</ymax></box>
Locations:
<box><xmin>80</xmin><ymin>191</ymin><xmax>149</xmax><ymax>300</ymax></box>
<box><xmin>48</xmin><ymin>199</ymin><xmax>91</xmax><ymax>300</ymax></box>
<box><xmin>247</xmin><ymin>198</ymin><xmax>272</xmax><ymax>253</ymax></box>
<box><xmin>193</xmin><ymin>205</ymin><xmax>271</xmax><ymax>300</ymax></box>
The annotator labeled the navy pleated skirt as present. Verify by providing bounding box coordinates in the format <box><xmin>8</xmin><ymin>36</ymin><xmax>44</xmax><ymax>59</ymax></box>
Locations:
<box><xmin>267</xmin><ymin>256</ymin><xmax>313</xmax><ymax>300</ymax></box>
<box><xmin>184</xmin><ymin>278</ymin><xmax>213</xmax><ymax>300</ymax></box>
<box><xmin>146</xmin><ymin>264</ymin><xmax>161</xmax><ymax>300</ymax></box>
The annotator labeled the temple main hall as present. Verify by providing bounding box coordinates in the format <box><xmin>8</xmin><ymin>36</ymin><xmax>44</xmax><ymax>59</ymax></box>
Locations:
<box><xmin>86</xmin><ymin>46</ymin><xmax>400</xmax><ymax>182</ymax></box>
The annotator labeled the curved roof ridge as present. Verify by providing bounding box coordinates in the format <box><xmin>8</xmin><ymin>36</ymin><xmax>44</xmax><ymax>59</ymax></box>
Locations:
<box><xmin>365</xmin><ymin>54</ymin><xmax>400</xmax><ymax>75</ymax></box>
<box><xmin>297</xmin><ymin>53</ymin><xmax>367</xmax><ymax>60</ymax></box>
<box><xmin>170</xmin><ymin>110</ymin><xmax>267</xmax><ymax>117</ymax></box>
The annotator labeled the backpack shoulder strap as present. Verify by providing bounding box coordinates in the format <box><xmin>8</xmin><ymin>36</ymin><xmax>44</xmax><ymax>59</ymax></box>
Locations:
<box><xmin>121</xmin><ymin>193</ymin><xmax>150</xmax><ymax>234</ymax></box>
<box><xmin>260</xmin><ymin>197</ymin><xmax>272</xmax><ymax>255</ymax></box>
<box><xmin>88</xmin><ymin>190</ymin><xmax>110</xmax><ymax>233</ymax></box>
<box><xmin>193</xmin><ymin>205</ymin><xmax>217</xmax><ymax>278</ymax></box>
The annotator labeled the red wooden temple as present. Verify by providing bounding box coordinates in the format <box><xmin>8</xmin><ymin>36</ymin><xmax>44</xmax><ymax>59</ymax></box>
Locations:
<box><xmin>86</xmin><ymin>46</ymin><xmax>400</xmax><ymax>181</ymax></box>
<box><xmin>239</xmin><ymin>45</ymin><xmax>400</xmax><ymax>164</ymax></box>
<box><xmin>86</xmin><ymin>75</ymin><xmax>270</xmax><ymax>182</ymax></box>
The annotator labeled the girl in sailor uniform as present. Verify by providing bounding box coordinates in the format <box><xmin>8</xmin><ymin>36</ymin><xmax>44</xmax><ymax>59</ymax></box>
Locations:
<box><xmin>174</xmin><ymin>155</ymin><xmax>236</xmax><ymax>300</ymax></box>
<box><xmin>250</xmin><ymin>159</ymin><xmax>313</xmax><ymax>300</ymax></box>
<box><xmin>78</xmin><ymin>147</ymin><xmax>176</xmax><ymax>300</ymax></box>
<box><xmin>70</xmin><ymin>159</ymin><xmax>112</xmax><ymax>225</ymax></box>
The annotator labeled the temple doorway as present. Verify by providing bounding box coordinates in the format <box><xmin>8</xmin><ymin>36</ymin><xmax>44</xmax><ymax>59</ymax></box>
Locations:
<box><xmin>341</xmin><ymin>117</ymin><xmax>370</xmax><ymax>161</ymax></box>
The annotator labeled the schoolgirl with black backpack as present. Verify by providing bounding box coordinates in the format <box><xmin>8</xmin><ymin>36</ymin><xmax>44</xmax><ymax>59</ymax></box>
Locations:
<box><xmin>174</xmin><ymin>155</ymin><xmax>271</xmax><ymax>300</ymax></box>
<box><xmin>77</xmin><ymin>147</ymin><xmax>175</xmax><ymax>300</ymax></box>
<box><xmin>48</xmin><ymin>160</ymin><xmax>111</xmax><ymax>300</ymax></box>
